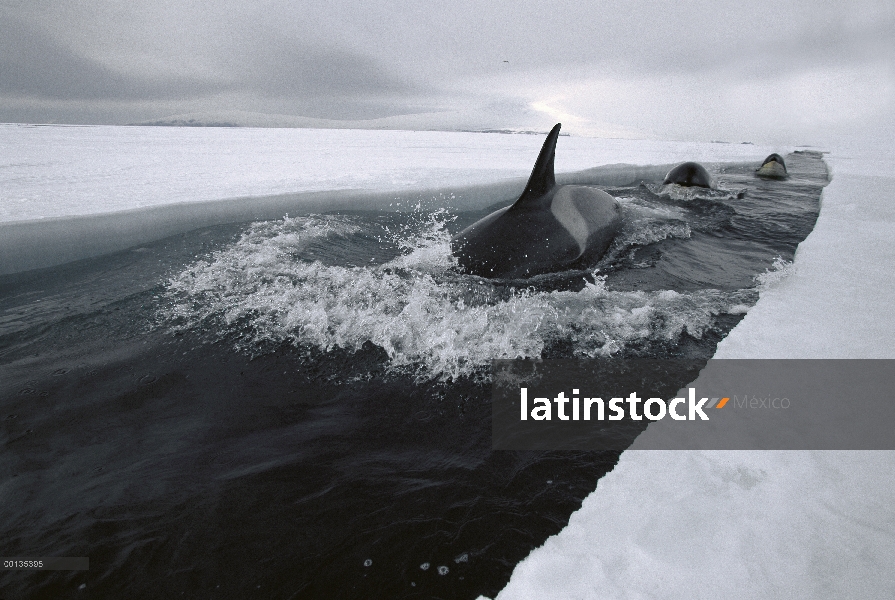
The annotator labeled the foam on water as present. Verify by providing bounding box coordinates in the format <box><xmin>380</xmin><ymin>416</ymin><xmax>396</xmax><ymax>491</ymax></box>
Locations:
<box><xmin>754</xmin><ymin>256</ymin><xmax>796</xmax><ymax>290</ymax></box>
<box><xmin>645</xmin><ymin>182</ymin><xmax>746</xmax><ymax>202</ymax></box>
<box><xmin>163</xmin><ymin>214</ymin><xmax>753</xmax><ymax>380</ymax></box>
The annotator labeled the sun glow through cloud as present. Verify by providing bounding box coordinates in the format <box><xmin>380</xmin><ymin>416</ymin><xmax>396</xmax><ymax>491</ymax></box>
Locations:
<box><xmin>529</xmin><ymin>98</ymin><xmax>588</xmax><ymax>125</ymax></box>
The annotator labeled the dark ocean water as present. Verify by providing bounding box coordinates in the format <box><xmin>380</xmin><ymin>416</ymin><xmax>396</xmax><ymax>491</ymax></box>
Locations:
<box><xmin>0</xmin><ymin>152</ymin><xmax>827</xmax><ymax>599</ymax></box>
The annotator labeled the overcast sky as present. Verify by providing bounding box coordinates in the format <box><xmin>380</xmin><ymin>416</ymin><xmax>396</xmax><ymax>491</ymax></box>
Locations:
<box><xmin>1</xmin><ymin>0</ymin><xmax>892</xmax><ymax>144</ymax></box>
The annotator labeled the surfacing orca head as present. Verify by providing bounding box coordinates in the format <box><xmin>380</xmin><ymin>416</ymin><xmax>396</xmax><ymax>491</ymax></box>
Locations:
<box><xmin>756</xmin><ymin>153</ymin><xmax>788</xmax><ymax>179</ymax></box>
<box><xmin>662</xmin><ymin>162</ymin><xmax>715</xmax><ymax>189</ymax></box>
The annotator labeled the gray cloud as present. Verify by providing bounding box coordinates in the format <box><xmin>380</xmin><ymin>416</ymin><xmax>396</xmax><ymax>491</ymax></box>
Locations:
<box><xmin>1</xmin><ymin>0</ymin><xmax>891</xmax><ymax>140</ymax></box>
<box><xmin>208</xmin><ymin>26</ymin><xmax>426</xmax><ymax>118</ymax></box>
<box><xmin>287</xmin><ymin>1</ymin><xmax>892</xmax><ymax>76</ymax></box>
<box><xmin>0</xmin><ymin>17</ymin><xmax>225</xmax><ymax>100</ymax></box>
<box><xmin>226</xmin><ymin>29</ymin><xmax>415</xmax><ymax>99</ymax></box>
<box><xmin>0</xmin><ymin>6</ymin><xmax>430</xmax><ymax>122</ymax></box>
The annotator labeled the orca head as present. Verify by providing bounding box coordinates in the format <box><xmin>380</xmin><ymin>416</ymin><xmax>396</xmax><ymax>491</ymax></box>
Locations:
<box><xmin>761</xmin><ymin>153</ymin><xmax>786</xmax><ymax>170</ymax></box>
<box><xmin>662</xmin><ymin>162</ymin><xmax>714</xmax><ymax>188</ymax></box>
<box><xmin>756</xmin><ymin>153</ymin><xmax>788</xmax><ymax>178</ymax></box>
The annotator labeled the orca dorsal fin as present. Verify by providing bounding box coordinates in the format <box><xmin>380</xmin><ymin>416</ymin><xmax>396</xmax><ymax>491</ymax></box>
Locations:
<box><xmin>513</xmin><ymin>123</ymin><xmax>561</xmax><ymax>208</ymax></box>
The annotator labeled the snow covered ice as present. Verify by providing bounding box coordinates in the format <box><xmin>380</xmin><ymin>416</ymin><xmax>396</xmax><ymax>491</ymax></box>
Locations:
<box><xmin>0</xmin><ymin>124</ymin><xmax>775</xmax><ymax>223</ymax></box>
<box><xmin>0</xmin><ymin>124</ymin><xmax>779</xmax><ymax>274</ymax></box>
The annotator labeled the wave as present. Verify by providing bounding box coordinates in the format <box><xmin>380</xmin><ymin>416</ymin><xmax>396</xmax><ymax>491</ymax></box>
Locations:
<box><xmin>755</xmin><ymin>256</ymin><xmax>796</xmax><ymax>290</ymax></box>
<box><xmin>644</xmin><ymin>181</ymin><xmax>747</xmax><ymax>202</ymax></box>
<box><xmin>614</xmin><ymin>197</ymin><xmax>692</xmax><ymax>246</ymax></box>
<box><xmin>161</xmin><ymin>213</ymin><xmax>754</xmax><ymax>381</ymax></box>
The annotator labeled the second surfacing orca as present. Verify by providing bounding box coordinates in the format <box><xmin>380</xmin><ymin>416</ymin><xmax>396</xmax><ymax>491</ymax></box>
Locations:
<box><xmin>662</xmin><ymin>161</ymin><xmax>715</xmax><ymax>189</ymax></box>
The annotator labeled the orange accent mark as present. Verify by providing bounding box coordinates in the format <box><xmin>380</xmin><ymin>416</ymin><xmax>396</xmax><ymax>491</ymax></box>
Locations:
<box><xmin>716</xmin><ymin>397</ymin><xmax>729</xmax><ymax>409</ymax></box>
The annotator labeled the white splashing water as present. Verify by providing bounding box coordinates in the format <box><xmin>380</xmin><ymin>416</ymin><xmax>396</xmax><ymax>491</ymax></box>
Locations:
<box><xmin>164</xmin><ymin>214</ymin><xmax>753</xmax><ymax>380</ymax></box>
<box><xmin>755</xmin><ymin>256</ymin><xmax>796</xmax><ymax>290</ymax></box>
<box><xmin>645</xmin><ymin>182</ymin><xmax>745</xmax><ymax>202</ymax></box>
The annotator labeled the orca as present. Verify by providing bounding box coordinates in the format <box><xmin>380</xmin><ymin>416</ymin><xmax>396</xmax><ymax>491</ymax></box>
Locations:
<box><xmin>451</xmin><ymin>123</ymin><xmax>621</xmax><ymax>279</ymax></box>
<box><xmin>662</xmin><ymin>162</ymin><xmax>715</xmax><ymax>188</ymax></box>
<box><xmin>756</xmin><ymin>153</ymin><xmax>787</xmax><ymax>178</ymax></box>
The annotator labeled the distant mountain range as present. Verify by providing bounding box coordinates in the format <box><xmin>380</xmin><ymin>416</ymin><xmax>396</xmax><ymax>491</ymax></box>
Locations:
<box><xmin>136</xmin><ymin>118</ymin><xmax>240</xmax><ymax>128</ymax></box>
<box><xmin>130</xmin><ymin>109</ymin><xmax>642</xmax><ymax>138</ymax></box>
